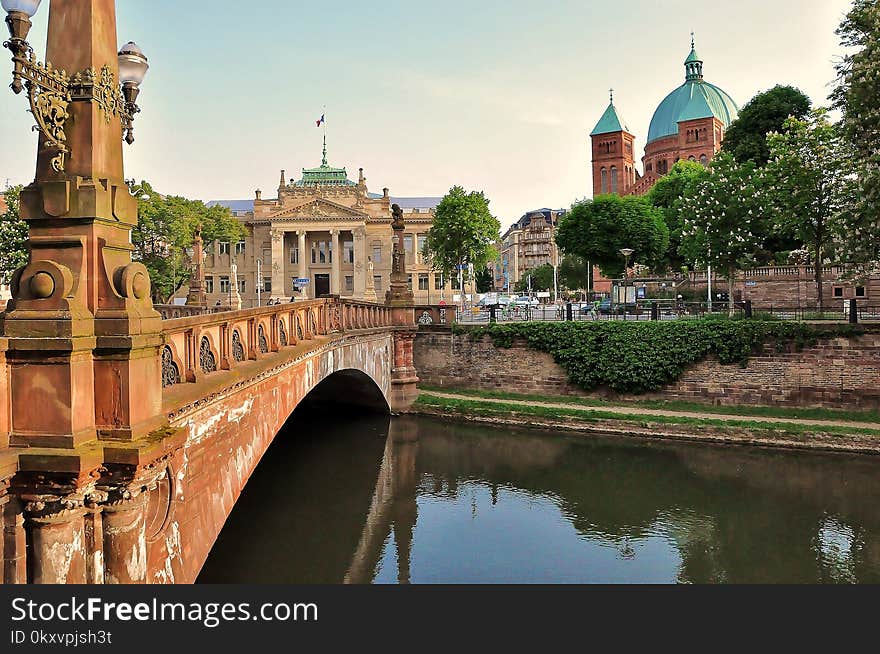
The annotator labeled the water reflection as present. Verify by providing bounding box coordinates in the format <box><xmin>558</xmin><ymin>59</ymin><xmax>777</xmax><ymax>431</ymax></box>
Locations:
<box><xmin>198</xmin><ymin>412</ymin><xmax>880</xmax><ymax>584</ymax></box>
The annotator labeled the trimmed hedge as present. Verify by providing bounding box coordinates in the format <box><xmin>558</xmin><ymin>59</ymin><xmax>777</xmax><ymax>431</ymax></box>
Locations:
<box><xmin>452</xmin><ymin>321</ymin><xmax>864</xmax><ymax>394</ymax></box>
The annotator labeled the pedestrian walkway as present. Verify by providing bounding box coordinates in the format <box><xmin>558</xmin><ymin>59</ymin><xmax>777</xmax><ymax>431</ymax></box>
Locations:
<box><xmin>420</xmin><ymin>391</ymin><xmax>880</xmax><ymax>431</ymax></box>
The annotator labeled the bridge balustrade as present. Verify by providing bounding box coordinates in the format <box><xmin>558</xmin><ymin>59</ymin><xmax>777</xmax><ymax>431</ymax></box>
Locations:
<box><xmin>159</xmin><ymin>298</ymin><xmax>395</xmax><ymax>390</ymax></box>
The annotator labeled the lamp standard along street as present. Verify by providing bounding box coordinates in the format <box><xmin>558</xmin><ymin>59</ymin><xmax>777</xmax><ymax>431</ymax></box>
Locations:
<box><xmin>620</xmin><ymin>248</ymin><xmax>634</xmax><ymax>320</ymax></box>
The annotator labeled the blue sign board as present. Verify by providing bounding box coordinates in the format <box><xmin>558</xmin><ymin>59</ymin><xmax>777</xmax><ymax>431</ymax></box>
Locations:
<box><xmin>295</xmin><ymin>278</ymin><xmax>310</xmax><ymax>285</ymax></box>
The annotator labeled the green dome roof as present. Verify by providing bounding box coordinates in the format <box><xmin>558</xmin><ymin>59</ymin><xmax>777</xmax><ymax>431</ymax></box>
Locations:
<box><xmin>646</xmin><ymin>46</ymin><xmax>739</xmax><ymax>145</ymax></box>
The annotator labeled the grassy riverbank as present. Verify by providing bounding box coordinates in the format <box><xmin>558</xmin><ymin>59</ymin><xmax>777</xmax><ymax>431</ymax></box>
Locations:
<box><xmin>412</xmin><ymin>389</ymin><xmax>880</xmax><ymax>454</ymax></box>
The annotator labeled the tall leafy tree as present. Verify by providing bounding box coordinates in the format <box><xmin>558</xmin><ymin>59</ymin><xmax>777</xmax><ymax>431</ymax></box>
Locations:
<box><xmin>0</xmin><ymin>185</ymin><xmax>28</xmax><ymax>284</ymax></box>
<box><xmin>679</xmin><ymin>152</ymin><xmax>768</xmax><ymax>314</ymax></box>
<box><xmin>424</xmin><ymin>186</ymin><xmax>501</xmax><ymax>303</ymax></box>
<box><xmin>723</xmin><ymin>85</ymin><xmax>812</xmax><ymax>166</ymax></box>
<box><xmin>129</xmin><ymin>181</ymin><xmax>247</xmax><ymax>303</ymax></box>
<box><xmin>558</xmin><ymin>254</ymin><xmax>591</xmax><ymax>292</ymax></box>
<box><xmin>514</xmin><ymin>263</ymin><xmax>554</xmax><ymax>293</ymax></box>
<box><xmin>474</xmin><ymin>267</ymin><xmax>494</xmax><ymax>293</ymax></box>
<box><xmin>763</xmin><ymin>110</ymin><xmax>856</xmax><ymax>311</ymax></box>
<box><xmin>832</xmin><ymin>0</ymin><xmax>880</xmax><ymax>269</ymax></box>
<box><xmin>556</xmin><ymin>195</ymin><xmax>668</xmax><ymax>279</ymax></box>
<box><xmin>646</xmin><ymin>160</ymin><xmax>709</xmax><ymax>272</ymax></box>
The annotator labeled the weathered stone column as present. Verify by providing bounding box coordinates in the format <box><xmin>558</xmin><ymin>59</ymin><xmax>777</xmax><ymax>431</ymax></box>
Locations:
<box><xmin>271</xmin><ymin>229</ymin><xmax>285</xmax><ymax>302</ymax></box>
<box><xmin>354</xmin><ymin>227</ymin><xmax>367</xmax><ymax>301</ymax></box>
<box><xmin>185</xmin><ymin>229</ymin><xmax>207</xmax><ymax>308</ymax></box>
<box><xmin>330</xmin><ymin>229</ymin><xmax>341</xmax><ymax>296</ymax></box>
<box><xmin>101</xmin><ymin>493</ymin><xmax>147</xmax><ymax>584</ymax></box>
<box><xmin>0</xmin><ymin>452</ymin><xmax>25</xmax><ymax>584</ymax></box>
<box><xmin>298</xmin><ymin>230</ymin><xmax>309</xmax><ymax>300</ymax></box>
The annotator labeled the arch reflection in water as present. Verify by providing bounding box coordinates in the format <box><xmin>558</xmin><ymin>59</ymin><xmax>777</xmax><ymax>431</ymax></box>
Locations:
<box><xmin>199</xmin><ymin>415</ymin><xmax>880</xmax><ymax>584</ymax></box>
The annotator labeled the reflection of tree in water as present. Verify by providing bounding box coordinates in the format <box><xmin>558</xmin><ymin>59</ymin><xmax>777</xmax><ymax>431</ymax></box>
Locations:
<box><xmin>414</xmin><ymin>417</ymin><xmax>880</xmax><ymax>583</ymax></box>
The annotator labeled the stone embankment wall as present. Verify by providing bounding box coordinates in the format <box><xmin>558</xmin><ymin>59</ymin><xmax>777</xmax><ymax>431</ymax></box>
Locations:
<box><xmin>414</xmin><ymin>327</ymin><xmax>880</xmax><ymax>410</ymax></box>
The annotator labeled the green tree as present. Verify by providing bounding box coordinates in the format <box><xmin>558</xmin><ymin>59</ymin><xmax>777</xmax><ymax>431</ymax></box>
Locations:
<box><xmin>679</xmin><ymin>152</ymin><xmax>768</xmax><ymax>314</ymax></box>
<box><xmin>764</xmin><ymin>110</ymin><xmax>856</xmax><ymax>312</ymax></box>
<box><xmin>558</xmin><ymin>254</ymin><xmax>591</xmax><ymax>291</ymax></box>
<box><xmin>832</xmin><ymin>0</ymin><xmax>880</xmax><ymax>269</ymax></box>
<box><xmin>474</xmin><ymin>267</ymin><xmax>494</xmax><ymax>293</ymax></box>
<box><xmin>646</xmin><ymin>160</ymin><xmax>709</xmax><ymax>272</ymax></box>
<box><xmin>514</xmin><ymin>263</ymin><xmax>554</xmax><ymax>293</ymax></box>
<box><xmin>424</xmin><ymin>186</ymin><xmax>501</xmax><ymax>304</ymax></box>
<box><xmin>129</xmin><ymin>181</ymin><xmax>247</xmax><ymax>303</ymax></box>
<box><xmin>0</xmin><ymin>185</ymin><xmax>29</xmax><ymax>284</ymax></box>
<box><xmin>723</xmin><ymin>85</ymin><xmax>812</xmax><ymax>166</ymax></box>
<box><xmin>556</xmin><ymin>195</ymin><xmax>668</xmax><ymax>279</ymax></box>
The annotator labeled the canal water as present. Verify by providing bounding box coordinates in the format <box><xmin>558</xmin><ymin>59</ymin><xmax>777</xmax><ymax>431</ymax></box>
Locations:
<box><xmin>198</xmin><ymin>410</ymin><xmax>880</xmax><ymax>584</ymax></box>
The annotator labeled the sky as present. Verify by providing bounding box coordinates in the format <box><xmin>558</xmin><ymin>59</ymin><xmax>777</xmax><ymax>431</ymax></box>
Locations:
<box><xmin>0</xmin><ymin>0</ymin><xmax>855</xmax><ymax>229</ymax></box>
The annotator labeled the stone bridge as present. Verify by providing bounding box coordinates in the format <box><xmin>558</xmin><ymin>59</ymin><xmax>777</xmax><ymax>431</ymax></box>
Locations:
<box><xmin>0</xmin><ymin>299</ymin><xmax>451</xmax><ymax>584</ymax></box>
<box><xmin>0</xmin><ymin>0</ymin><xmax>460</xmax><ymax>584</ymax></box>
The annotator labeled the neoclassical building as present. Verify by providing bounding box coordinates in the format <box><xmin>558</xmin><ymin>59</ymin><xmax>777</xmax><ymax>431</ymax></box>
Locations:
<box><xmin>590</xmin><ymin>38</ymin><xmax>739</xmax><ymax>197</ymax></box>
<box><xmin>189</xmin><ymin>142</ymin><xmax>447</xmax><ymax>306</ymax></box>
<box><xmin>493</xmin><ymin>209</ymin><xmax>565</xmax><ymax>290</ymax></box>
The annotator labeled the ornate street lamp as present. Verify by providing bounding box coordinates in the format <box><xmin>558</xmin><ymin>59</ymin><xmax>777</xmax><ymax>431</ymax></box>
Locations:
<box><xmin>620</xmin><ymin>248</ymin><xmax>634</xmax><ymax>320</ymax></box>
<box><xmin>2</xmin><ymin>0</ymin><xmax>147</xmax><ymax>171</ymax></box>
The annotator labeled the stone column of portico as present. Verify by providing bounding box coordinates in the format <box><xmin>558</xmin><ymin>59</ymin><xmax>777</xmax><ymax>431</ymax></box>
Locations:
<box><xmin>354</xmin><ymin>227</ymin><xmax>367</xmax><ymax>301</ymax></box>
<box><xmin>270</xmin><ymin>229</ymin><xmax>285</xmax><ymax>302</ymax></box>
<box><xmin>298</xmin><ymin>230</ymin><xmax>309</xmax><ymax>300</ymax></box>
<box><xmin>330</xmin><ymin>229</ymin><xmax>341</xmax><ymax>296</ymax></box>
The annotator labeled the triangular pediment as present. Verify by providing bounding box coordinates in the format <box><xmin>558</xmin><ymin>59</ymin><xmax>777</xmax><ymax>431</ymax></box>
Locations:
<box><xmin>270</xmin><ymin>198</ymin><xmax>368</xmax><ymax>220</ymax></box>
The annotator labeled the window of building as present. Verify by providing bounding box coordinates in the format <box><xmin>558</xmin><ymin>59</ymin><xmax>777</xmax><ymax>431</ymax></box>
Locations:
<box><xmin>689</xmin><ymin>155</ymin><xmax>696</xmax><ymax>161</ymax></box>
<box><xmin>646</xmin><ymin>162</ymin><xmax>653</xmax><ymax>173</ymax></box>
<box><xmin>290</xmin><ymin>246</ymin><xmax>299</xmax><ymax>265</ymax></box>
<box><xmin>856</xmin><ymin>286</ymin><xmax>866</xmax><ymax>297</ymax></box>
<box><xmin>372</xmin><ymin>245</ymin><xmax>382</xmax><ymax>264</ymax></box>
<box><xmin>345</xmin><ymin>276</ymin><xmax>354</xmax><ymax>292</ymax></box>
<box><xmin>219</xmin><ymin>242</ymin><xmax>230</xmax><ymax>256</ymax></box>
<box><xmin>220</xmin><ymin>276</ymin><xmax>230</xmax><ymax>293</ymax></box>
<box><xmin>205</xmin><ymin>276</ymin><xmax>214</xmax><ymax>294</ymax></box>
<box><xmin>434</xmin><ymin>274</ymin><xmax>444</xmax><ymax>290</ymax></box>
<box><xmin>374</xmin><ymin>275</ymin><xmax>382</xmax><ymax>291</ymax></box>
<box><xmin>262</xmin><ymin>248</ymin><xmax>271</xmax><ymax>263</ymax></box>
<box><xmin>407</xmin><ymin>275</ymin><xmax>414</xmax><ymax>291</ymax></box>
<box><xmin>235</xmin><ymin>241</ymin><xmax>246</xmax><ymax>256</ymax></box>
<box><xmin>833</xmin><ymin>287</ymin><xmax>844</xmax><ymax>298</ymax></box>
<box><xmin>262</xmin><ymin>278</ymin><xmax>272</xmax><ymax>294</ymax></box>
<box><xmin>343</xmin><ymin>240</ymin><xmax>354</xmax><ymax>264</ymax></box>
<box><xmin>700</xmin><ymin>154</ymin><xmax>709</xmax><ymax>167</ymax></box>
<box><xmin>418</xmin><ymin>274</ymin><xmax>429</xmax><ymax>291</ymax></box>
<box><xmin>600</xmin><ymin>168</ymin><xmax>607</xmax><ymax>194</ymax></box>
<box><xmin>312</xmin><ymin>241</ymin><xmax>330</xmax><ymax>264</ymax></box>
<box><xmin>417</xmin><ymin>234</ymin><xmax>428</xmax><ymax>263</ymax></box>
<box><xmin>237</xmin><ymin>278</ymin><xmax>246</xmax><ymax>294</ymax></box>
<box><xmin>611</xmin><ymin>166</ymin><xmax>618</xmax><ymax>194</ymax></box>
<box><xmin>404</xmin><ymin>235</ymin><xmax>414</xmax><ymax>256</ymax></box>
<box><xmin>451</xmin><ymin>276</ymin><xmax>461</xmax><ymax>290</ymax></box>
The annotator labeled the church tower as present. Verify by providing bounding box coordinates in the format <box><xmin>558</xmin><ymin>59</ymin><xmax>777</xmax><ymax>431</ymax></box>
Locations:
<box><xmin>590</xmin><ymin>91</ymin><xmax>636</xmax><ymax>196</ymax></box>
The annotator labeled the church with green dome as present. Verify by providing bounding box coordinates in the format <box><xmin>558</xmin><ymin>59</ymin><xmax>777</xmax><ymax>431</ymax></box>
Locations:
<box><xmin>590</xmin><ymin>37</ymin><xmax>739</xmax><ymax>197</ymax></box>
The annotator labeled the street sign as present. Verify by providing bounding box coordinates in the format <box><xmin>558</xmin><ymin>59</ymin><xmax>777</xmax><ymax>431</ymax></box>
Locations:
<box><xmin>294</xmin><ymin>278</ymin><xmax>310</xmax><ymax>285</ymax></box>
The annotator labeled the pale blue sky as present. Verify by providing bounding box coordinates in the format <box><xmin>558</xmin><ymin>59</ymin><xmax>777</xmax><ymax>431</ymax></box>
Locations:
<box><xmin>0</xmin><ymin>0</ymin><xmax>854</xmax><ymax>227</ymax></box>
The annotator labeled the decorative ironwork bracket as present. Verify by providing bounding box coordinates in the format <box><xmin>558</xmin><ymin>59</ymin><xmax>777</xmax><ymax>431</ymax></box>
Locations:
<box><xmin>3</xmin><ymin>40</ymin><xmax>141</xmax><ymax>172</ymax></box>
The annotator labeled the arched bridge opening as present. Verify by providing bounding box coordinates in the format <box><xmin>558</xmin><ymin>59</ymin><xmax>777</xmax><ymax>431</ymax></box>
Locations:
<box><xmin>296</xmin><ymin>368</ymin><xmax>391</xmax><ymax>416</ymax></box>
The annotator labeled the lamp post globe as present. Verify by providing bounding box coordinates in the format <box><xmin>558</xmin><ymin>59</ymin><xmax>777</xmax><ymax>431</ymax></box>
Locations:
<box><xmin>1</xmin><ymin>0</ymin><xmax>41</xmax><ymax>17</ymax></box>
<box><xmin>118</xmin><ymin>41</ymin><xmax>149</xmax><ymax>87</ymax></box>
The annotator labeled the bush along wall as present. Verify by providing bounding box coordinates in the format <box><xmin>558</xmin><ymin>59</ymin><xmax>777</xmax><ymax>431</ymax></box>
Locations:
<box><xmin>452</xmin><ymin>321</ymin><xmax>865</xmax><ymax>394</ymax></box>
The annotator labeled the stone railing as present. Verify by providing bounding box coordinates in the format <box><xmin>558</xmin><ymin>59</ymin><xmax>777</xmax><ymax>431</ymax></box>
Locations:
<box><xmin>159</xmin><ymin>298</ymin><xmax>394</xmax><ymax>389</ymax></box>
<box><xmin>691</xmin><ymin>265</ymin><xmax>848</xmax><ymax>282</ymax></box>
<box><xmin>154</xmin><ymin>304</ymin><xmax>221</xmax><ymax>320</ymax></box>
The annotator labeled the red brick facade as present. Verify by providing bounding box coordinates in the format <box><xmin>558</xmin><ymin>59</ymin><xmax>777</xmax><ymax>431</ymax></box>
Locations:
<box><xmin>591</xmin><ymin>130</ymin><xmax>637</xmax><ymax>197</ymax></box>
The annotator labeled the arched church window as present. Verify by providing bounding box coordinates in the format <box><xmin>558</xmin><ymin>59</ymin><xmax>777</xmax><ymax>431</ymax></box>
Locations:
<box><xmin>611</xmin><ymin>167</ymin><xmax>618</xmax><ymax>194</ymax></box>
<box><xmin>700</xmin><ymin>154</ymin><xmax>709</xmax><ymax>167</ymax></box>
<box><xmin>601</xmin><ymin>168</ymin><xmax>607</xmax><ymax>194</ymax></box>
<box><xmin>689</xmin><ymin>155</ymin><xmax>696</xmax><ymax>161</ymax></box>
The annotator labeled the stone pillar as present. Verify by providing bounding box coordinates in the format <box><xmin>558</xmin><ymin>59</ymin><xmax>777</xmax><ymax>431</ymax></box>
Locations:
<box><xmin>28</xmin><ymin>509</ymin><xmax>88</xmax><ymax>584</ymax></box>
<box><xmin>185</xmin><ymin>229</ymin><xmax>207</xmax><ymax>307</ymax></box>
<box><xmin>0</xmin><ymin>453</ymin><xmax>25</xmax><ymax>584</ymax></box>
<box><xmin>298</xmin><ymin>231</ymin><xmax>309</xmax><ymax>300</ymax></box>
<box><xmin>354</xmin><ymin>227</ymin><xmax>367</xmax><ymax>301</ymax></box>
<box><xmin>271</xmin><ymin>229</ymin><xmax>285</xmax><ymax>302</ymax></box>
<box><xmin>229</xmin><ymin>261</ymin><xmax>243</xmax><ymax>311</ymax></box>
<box><xmin>330</xmin><ymin>229</ymin><xmax>341</xmax><ymax>296</ymax></box>
<box><xmin>390</xmin><ymin>332</ymin><xmax>419</xmax><ymax>413</ymax></box>
<box><xmin>8</xmin><ymin>0</ymin><xmax>163</xmax><ymax>446</ymax></box>
<box><xmin>101</xmin><ymin>494</ymin><xmax>147</xmax><ymax>584</ymax></box>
